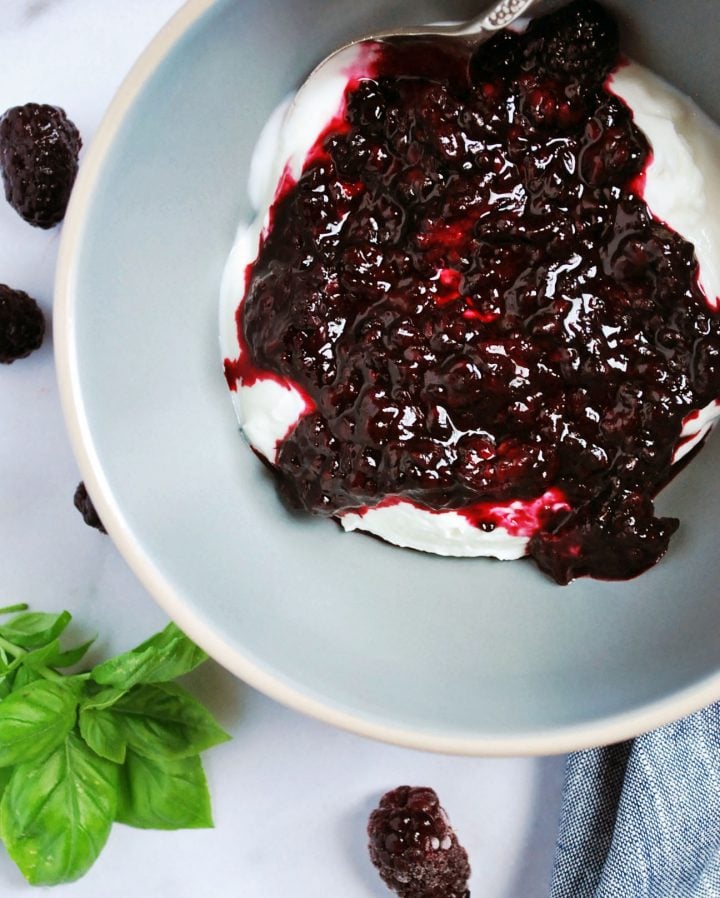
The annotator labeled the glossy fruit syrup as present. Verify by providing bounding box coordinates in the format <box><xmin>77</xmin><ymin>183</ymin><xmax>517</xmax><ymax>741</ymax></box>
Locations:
<box><xmin>228</xmin><ymin>0</ymin><xmax>720</xmax><ymax>583</ymax></box>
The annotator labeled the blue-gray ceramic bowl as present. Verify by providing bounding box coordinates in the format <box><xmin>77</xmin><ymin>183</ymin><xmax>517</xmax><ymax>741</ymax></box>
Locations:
<box><xmin>56</xmin><ymin>0</ymin><xmax>720</xmax><ymax>754</ymax></box>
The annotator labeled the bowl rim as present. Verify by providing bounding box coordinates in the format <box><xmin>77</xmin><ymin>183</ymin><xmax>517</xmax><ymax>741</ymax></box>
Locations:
<box><xmin>54</xmin><ymin>0</ymin><xmax>720</xmax><ymax>756</ymax></box>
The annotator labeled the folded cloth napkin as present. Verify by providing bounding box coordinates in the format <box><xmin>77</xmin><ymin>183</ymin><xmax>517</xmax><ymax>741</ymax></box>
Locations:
<box><xmin>549</xmin><ymin>702</ymin><xmax>720</xmax><ymax>898</ymax></box>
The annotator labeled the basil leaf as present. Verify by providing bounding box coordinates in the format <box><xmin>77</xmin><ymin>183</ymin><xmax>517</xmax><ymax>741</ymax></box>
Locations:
<box><xmin>76</xmin><ymin>686</ymin><xmax>129</xmax><ymax>759</ymax></box>
<box><xmin>78</xmin><ymin>705</ymin><xmax>126</xmax><ymax>764</ymax></box>
<box><xmin>9</xmin><ymin>665</ymin><xmax>41</xmax><ymax>692</ymax></box>
<box><xmin>90</xmin><ymin>623</ymin><xmax>207</xmax><ymax>688</ymax></box>
<box><xmin>0</xmin><ymin>766</ymin><xmax>12</xmax><ymax>802</ymax></box>
<box><xmin>0</xmin><ymin>603</ymin><xmax>29</xmax><ymax>616</ymax></box>
<box><xmin>0</xmin><ymin>680</ymin><xmax>77</xmax><ymax>767</ymax></box>
<box><xmin>116</xmin><ymin>751</ymin><xmax>212</xmax><ymax>830</ymax></box>
<box><xmin>0</xmin><ymin>611</ymin><xmax>72</xmax><ymax>648</ymax></box>
<box><xmin>0</xmin><ymin>731</ymin><xmax>118</xmax><ymax>885</ymax></box>
<box><xmin>82</xmin><ymin>685</ymin><xmax>126</xmax><ymax>710</ymax></box>
<box><xmin>0</xmin><ymin>673</ymin><xmax>14</xmax><ymax>699</ymax></box>
<box><xmin>23</xmin><ymin>637</ymin><xmax>95</xmax><ymax>671</ymax></box>
<box><xmin>82</xmin><ymin>683</ymin><xmax>229</xmax><ymax>762</ymax></box>
<box><xmin>133</xmin><ymin>622</ymin><xmax>206</xmax><ymax>665</ymax></box>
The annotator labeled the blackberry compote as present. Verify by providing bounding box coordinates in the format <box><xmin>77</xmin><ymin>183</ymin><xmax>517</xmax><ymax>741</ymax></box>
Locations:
<box><xmin>225</xmin><ymin>0</ymin><xmax>720</xmax><ymax>584</ymax></box>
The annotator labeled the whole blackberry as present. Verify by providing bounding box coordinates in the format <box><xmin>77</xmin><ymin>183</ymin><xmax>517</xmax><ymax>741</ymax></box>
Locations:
<box><xmin>0</xmin><ymin>103</ymin><xmax>82</xmax><ymax>228</ymax></box>
<box><xmin>73</xmin><ymin>482</ymin><xmax>107</xmax><ymax>534</ymax></box>
<box><xmin>368</xmin><ymin>786</ymin><xmax>470</xmax><ymax>898</ymax></box>
<box><xmin>0</xmin><ymin>284</ymin><xmax>45</xmax><ymax>363</ymax></box>
<box><xmin>530</xmin><ymin>0</ymin><xmax>620</xmax><ymax>83</ymax></box>
<box><xmin>470</xmin><ymin>30</ymin><xmax>523</xmax><ymax>85</ymax></box>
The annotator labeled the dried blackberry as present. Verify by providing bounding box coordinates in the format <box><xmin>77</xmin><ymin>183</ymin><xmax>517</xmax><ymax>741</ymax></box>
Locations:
<box><xmin>0</xmin><ymin>103</ymin><xmax>82</xmax><ymax>228</ymax></box>
<box><xmin>368</xmin><ymin>786</ymin><xmax>470</xmax><ymax>898</ymax></box>
<box><xmin>0</xmin><ymin>284</ymin><xmax>45</xmax><ymax>363</ymax></box>
<box><xmin>74</xmin><ymin>482</ymin><xmax>107</xmax><ymax>534</ymax></box>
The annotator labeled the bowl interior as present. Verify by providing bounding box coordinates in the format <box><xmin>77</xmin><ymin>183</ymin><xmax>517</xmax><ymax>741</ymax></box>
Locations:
<box><xmin>60</xmin><ymin>0</ymin><xmax>720</xmax><ymax>752</ymax></box>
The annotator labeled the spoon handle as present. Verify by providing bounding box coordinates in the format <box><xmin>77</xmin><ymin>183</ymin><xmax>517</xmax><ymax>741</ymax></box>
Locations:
<box><xmin>478</xmin><ymin>0</ymin><xmax>539</xmax><ymax>30</ymax></box>
<box><xmin>459</xmin><ymin>0</ymin><xmax>568</xmax><ymax>35</ymax></box>
<box><xmin>360</xmin><ymin>0</ymin><xmax>566</xmax><ymax>42</ymax></box>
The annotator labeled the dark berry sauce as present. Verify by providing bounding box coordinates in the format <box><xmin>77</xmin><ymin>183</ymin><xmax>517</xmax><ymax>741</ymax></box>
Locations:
<box><xmin>226</xmin><ymin>0</ymin><xmax>720</xmax><ymax>584</ymax></box>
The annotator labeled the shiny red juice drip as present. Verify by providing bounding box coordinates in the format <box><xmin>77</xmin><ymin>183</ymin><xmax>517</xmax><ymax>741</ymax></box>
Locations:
<box><xmin>357</xmin><ymin>486</ymin><xmax>570</xmax><ymax>537</ymax></box>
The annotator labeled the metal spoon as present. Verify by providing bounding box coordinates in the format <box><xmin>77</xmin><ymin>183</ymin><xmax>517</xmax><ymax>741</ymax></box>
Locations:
<box><xmin>293</xmin><ymin>0</ymin><xmax>568</xmax><ymax>104</ymax></box>
<box><xmin>336</xmin><ymin>0</ymin><xmax>567</xmax><ymax>44</ymax></box>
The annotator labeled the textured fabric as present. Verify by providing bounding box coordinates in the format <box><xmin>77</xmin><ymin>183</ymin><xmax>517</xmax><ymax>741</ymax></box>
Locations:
<box><xmin>550</xmin><ymin>703</ymin><xmax>720</xmax><ymax>898</ymax></box>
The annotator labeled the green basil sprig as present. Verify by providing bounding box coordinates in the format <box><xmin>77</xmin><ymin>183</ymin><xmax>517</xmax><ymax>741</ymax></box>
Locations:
<box><xmin>0</xmin><ymin>604</ymin><xmax>230</xmax><ymax>885</ymax></box>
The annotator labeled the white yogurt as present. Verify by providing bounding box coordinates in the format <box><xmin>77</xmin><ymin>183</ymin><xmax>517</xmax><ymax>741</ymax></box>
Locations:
<box><xmin>220</xmin><ymin>50</ymin><xmax>720</xmax><ymax>559</ymax></box>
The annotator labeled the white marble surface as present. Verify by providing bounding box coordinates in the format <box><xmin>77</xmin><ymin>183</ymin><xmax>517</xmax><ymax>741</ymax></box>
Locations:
<box><xmin>0</xmin><ymin>1</ymin><xmax>567</xmax><ymax>894</ymax></box>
